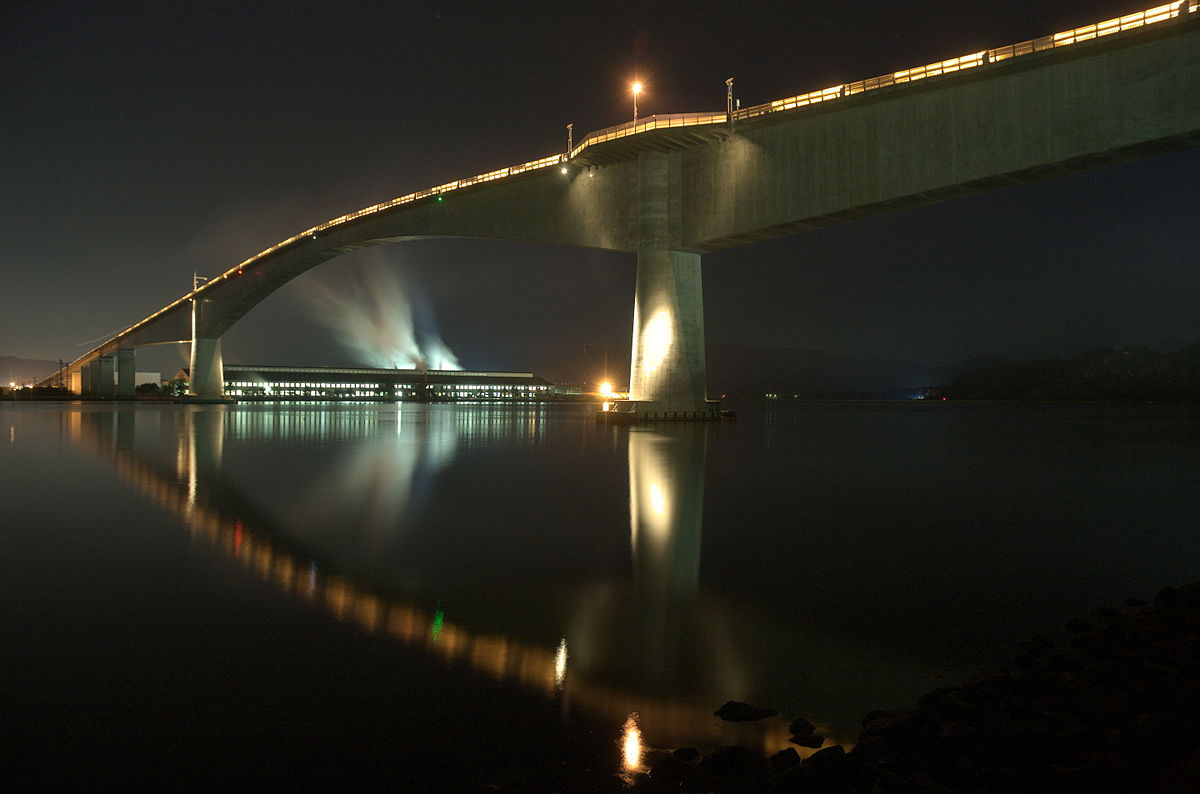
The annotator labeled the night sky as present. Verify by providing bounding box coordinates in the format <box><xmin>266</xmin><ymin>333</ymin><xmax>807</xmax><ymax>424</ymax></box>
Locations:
<box><xmin>4</xmin><ymin>0</ymin><xmax>1198</xmax><ymax>381</ymax></box>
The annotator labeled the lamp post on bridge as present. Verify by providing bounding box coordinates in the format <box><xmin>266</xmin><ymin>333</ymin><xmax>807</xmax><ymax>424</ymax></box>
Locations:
<box><xmin>726</xmin><ymin>78</ymin><xmax>734</xmax><ymax>128</ymax></box>
<box><xmin>631</xmin><ymin>81</ymin><xmax>643</xmax><ymax>123</ymax></box>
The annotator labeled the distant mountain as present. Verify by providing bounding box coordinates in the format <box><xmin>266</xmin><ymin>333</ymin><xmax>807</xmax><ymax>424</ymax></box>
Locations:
<box><xmin>942</xmin><ymin>344</ymin><xmax>1200</xmax><ymax>401</ymax></box>
<box><xmin>706</xmin><ymin>344</ymin><xmax>1003</xmax><ymax>398</ymax></box>
<box><xmin>0</xmin><ymin>356</ymin><xmax>58</xmax><ymax>386</ymax></box>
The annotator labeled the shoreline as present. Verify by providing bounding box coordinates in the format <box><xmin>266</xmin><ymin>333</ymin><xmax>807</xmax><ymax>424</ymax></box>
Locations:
<box><xmin>629</xmin><ymin>583</ymin><xmax>1200</xmax><ymax>792</ymax></box>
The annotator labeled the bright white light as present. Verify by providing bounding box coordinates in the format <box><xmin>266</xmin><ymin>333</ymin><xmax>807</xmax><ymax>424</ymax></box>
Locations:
<box><xmin>560</xmin><ymin>166</ymin><xmax>568</xmax><ymax>175</ymax></box>
<box><xmin>554</xmin><ymin>638</ymin><xmax>568</xmax><ymax>689</ymax></box>
<box><xmin>641</xmin><ymin>311</ymin><xmax>673</xmax><ymax>375</ymax></box>
<box><xmin>631</xmin><ymin>81</ymin><xmax>643</xmax><ymax>95</ymax></box>
<box><xmin>598</xmin><ymin>381</ymin><xmax>614</xmax><ymax>398</ymax></box>
<box><xmin>649</xmin><ymin>483</ymin><xmax>666</xmax><ymax>516</ymax></box>
<box><xmin>621</xmin><ymin>714</ymin><xmax>643</xmax><ymax>773</ymax></box>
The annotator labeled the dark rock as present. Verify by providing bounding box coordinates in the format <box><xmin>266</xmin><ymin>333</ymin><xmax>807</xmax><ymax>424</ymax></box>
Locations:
<box><xmin>672</xmin><ymin>746</ymin><xmax>699</xmax><ymax>762</ymax></box>
<box><xmin>788</xmin><ymin>717</ymin><xmax>815</xmax><ymax>736</ymax></box>
<box><xmin>700</xmin><ymin>745</ymin><xmax>756</xmax><ymax>778</ymax></box>
<box><xmin>714</xmin><ymin>700</ymin><xmax>778</xmax><ymax>722</ymax></box>
<box><xmin>789</xmin><ymin>733</ymin><xmax>824</xmax><ymax>748</ymax></box>
<box><xmin>1066</xmin><ymin>617</ymin><xmax>1094</xmax><ymax>634</ymax></box>
<box><xmin>1125</xmin><ymin>597</ymin><xmax>1147</xmax><ymax>608</ymax></box>
<box><xmin>803</xmin><ymin>745</ymin><xmax>845</xmax><ymax>769</ymax></box>
<box><xmin>861</xmin><ymin>708</ymin><xmax>906</xmax><ymax>728</ymax></box>
<box><xmin>1020</xmin><ymin>633</ymin><xmax>1055</xmax><ymax>657</ymax></box>
<box><xmin>647</xmin><ymin>755</ymin><xmax>687</xmax><ymax>784</ymax></box>
<box><xmin>770</xmin><ymin>747</ymin><xmax>801</xmax><ymax>770</ymax></box>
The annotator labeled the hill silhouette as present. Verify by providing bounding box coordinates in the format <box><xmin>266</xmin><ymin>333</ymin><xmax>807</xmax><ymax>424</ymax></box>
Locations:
<box><xmin>943</xmin><ymin>344</ymin><xmax>1200</xmax><ymax>401</ymax></box>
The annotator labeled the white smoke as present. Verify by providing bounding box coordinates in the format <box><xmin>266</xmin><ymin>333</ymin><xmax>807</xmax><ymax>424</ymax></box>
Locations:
<box><xmin>300</xmin><ymin>250</ymin><xmax>462</xmax><ymax>371</ymax></box>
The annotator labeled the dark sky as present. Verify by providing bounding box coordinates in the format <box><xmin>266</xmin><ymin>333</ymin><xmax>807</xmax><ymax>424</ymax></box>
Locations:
<box><xmin>3</xmin><ymin>0</ymin><xmax>1198</xmax><ymax>379</ymax></box>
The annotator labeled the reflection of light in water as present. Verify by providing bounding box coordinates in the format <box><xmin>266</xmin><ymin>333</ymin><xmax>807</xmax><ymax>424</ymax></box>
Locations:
<box><xmin>629</xmin><ymin>432</ymin><xmax>677</xmax><ymax>550</ymax></box>
<box><xmin>432</xmin><ymin>600</ymin><xmax>444</xmax><ymax>643</ymax></box>
<box><xmin>641</xmin><ymin>311</ymin><xmax>673</xmax><ymax>375</ymax></box>
<box><xmin>648</xmin><ymin>483</ymin><xmax>666</xmax><ymax>517</ymax></box>
<box><xmin>622</xmin><ymin>713</ymin><xmax>644</xmax><ymax>773</ymax></box>
<box><xmin>555</xmin><ymin>638</ymin><xmax>568</xmax><ymax>689</ymax></box>
<box><xmin>309</xmin><ymin>562</ymin><xmax>317</xmax><ymax>593</ymax></box>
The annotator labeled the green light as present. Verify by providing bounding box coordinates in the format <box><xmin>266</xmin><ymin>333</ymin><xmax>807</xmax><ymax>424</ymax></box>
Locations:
<box><xmin>431</xmin><ymin>599</ymin><xmax>444</xmax><ymax>643</ymax></box>
<box><xmin>435</xmin><ymin>195</ymin><xmax>443</xmax><ymax>203</ymax></box>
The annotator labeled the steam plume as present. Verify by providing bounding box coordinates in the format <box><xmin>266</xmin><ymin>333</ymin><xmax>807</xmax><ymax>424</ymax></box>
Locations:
<box><xmin>301</xmin><ymin>250</ymin><xmax>462</xmax><ymax>370</ymax></box>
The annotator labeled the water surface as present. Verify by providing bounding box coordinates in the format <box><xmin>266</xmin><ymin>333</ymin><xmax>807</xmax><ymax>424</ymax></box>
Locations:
<box><xmin>4</xmin><ymin>400</ymin><xmax>1197</xmax><ymax>788</ymax></box>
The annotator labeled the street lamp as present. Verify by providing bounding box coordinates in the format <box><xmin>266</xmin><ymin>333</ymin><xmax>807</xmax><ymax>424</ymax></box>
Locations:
<box><xmin>631</xmin><ymin>81</ymin><xmax>643</xmax><ymax>123</ymax></box>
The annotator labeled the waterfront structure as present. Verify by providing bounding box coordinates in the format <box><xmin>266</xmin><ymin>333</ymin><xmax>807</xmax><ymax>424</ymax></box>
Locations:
<box><xmin>171</xmin><ymin>364</ymin><xmax>557</xmax><ymax>402</ymax></box>
<box><xmin>44</xmin><ymin>3</ymin><xmax>1200</xmax><ymax>419</ymax></box>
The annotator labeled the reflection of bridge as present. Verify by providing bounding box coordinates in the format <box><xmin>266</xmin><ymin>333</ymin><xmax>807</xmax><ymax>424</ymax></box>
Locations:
<box><xmin>51</xmin><ymin>3</ymin><xmax>1200</xmax><ymax>417</ymax></box>
<box><xmin>66</xmin><ymin>405</ymin><xmax>792</xmax><ymax>756</ymax></box>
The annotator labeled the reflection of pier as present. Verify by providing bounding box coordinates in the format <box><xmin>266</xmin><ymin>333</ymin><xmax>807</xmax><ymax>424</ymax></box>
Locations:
<box><xmin>66</xmin><ymin>405</ymin><xmax>800</xmax><ymax>758</ymax></box>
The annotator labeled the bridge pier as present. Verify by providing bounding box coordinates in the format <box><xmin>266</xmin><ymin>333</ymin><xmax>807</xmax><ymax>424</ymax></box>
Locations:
<box><xmin>116</xmin><ymin>348</ymin><xmax>136</xmax><ymax>398</ymax></box>
<box><xmin>90</xmin><ymin>355</ymin><xmax>116</xmax><ymax>397</ymax></box>
<box><xmin>626</xmin><ymin>153</ymin><xmax>716</xmax><ymax>420</ymax></box>
<box><xmin>188</xmin><ymin>337</ymin><xmax>225</xmax><ymax>399</ymax></box>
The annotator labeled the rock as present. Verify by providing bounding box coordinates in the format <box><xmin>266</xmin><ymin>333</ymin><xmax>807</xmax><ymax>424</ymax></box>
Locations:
<box><xmin>803</xmin><ymin>745</ymin><xmax>846</xmax><ymax>772</ymax></box>
<box><xmin>672</xmin><ymin>746</ymin><xmax>699</xmax><ymax>762</ymax></box>
<box><xmin>788</xmin><ymin>717</ymin><xmax>815</xmax><ymax>736</ymax></box>
<box><xmin>700</xmin><ymin>745</ymin><xmax>756</xmax><ymax>778</ymax></box>
<box><xmin>1066</xmin><ymin>617</ymin><xmax>1094</xmax><ymax>634</ymax></box>
<box><xmin>790</xmin><ymin>733</ymin><xmax>824</xmax><ymax>748</ymax></box>
<box><xmin>770</xmin><ymin>747</ymin><xmax>801</xmax><ymax>770</ymax></box>
<box><xmin>714</xmin><ymin>700</ymin><xmax>778</xmax><ymax>722</ymax></box>
<box><xmin>647</xmin><ymin>755</ymin><xmax>687</xmax><ymax>784</ymax></box>
<box><xmin>1125</xmin><ymin>598</ymin><xmax>1146</xmax><ymax>608</ymax></box>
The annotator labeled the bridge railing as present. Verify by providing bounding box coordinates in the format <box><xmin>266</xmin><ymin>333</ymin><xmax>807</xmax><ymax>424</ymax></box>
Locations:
<box><xmin>735</xmin><ymin>1</ymin><xmax>1189</xmax><ymax>119</ymax></box>
<box><xmin>991</xmin><ymin>1</ymin><xmax>1184</xmax><ymax>60</ymax></box>
<box><xmin>569</xmin><ymin>112</ymin><xmax>730</xmax><ymax>159</ymax></box>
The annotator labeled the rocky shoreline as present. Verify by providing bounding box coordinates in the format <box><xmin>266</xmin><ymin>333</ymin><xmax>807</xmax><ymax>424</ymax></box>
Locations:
<box><xmin>629</xmin><ymin>583</ymin><xmax>1200</xmax><ymax>793</ymax></box>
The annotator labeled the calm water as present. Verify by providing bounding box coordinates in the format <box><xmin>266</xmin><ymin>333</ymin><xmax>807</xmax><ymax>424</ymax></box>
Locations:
<box><xmin>4</xmin><ymin>400</ymin><xmax>1198</xmax><ymax>789</ymax></box>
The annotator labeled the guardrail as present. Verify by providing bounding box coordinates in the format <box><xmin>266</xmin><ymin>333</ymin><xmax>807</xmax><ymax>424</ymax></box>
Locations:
<box><xmin>568</xmin><ymin>112</ymin><xmax>729</xmax><ymax>159</ymax></box>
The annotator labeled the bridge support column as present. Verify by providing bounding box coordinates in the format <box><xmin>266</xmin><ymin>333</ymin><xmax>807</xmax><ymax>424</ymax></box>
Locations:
<box><xmin>91</xmin><ymin>355</ymin><xmax>116</xmax><ymax>397</ymax></box>
<box><xmin>188</xmin><ymin>337</ymin><xmax>225</xmax><ymax>399</ymax></box>
<box><xmin>116</xmin><ymin>348</ymin><xmax>136</xmax><ymax>398</ymax></box>
<box><xmin>627</xmin><ymin>153</ymin><xmax>715</xmax><ymax>420</ymax></box>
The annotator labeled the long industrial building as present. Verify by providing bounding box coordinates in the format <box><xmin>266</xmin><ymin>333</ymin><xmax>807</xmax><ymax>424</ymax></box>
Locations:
<box><xmin>172</xmin><ymin>365</ymin><xmax>563</xmax><ymax>401</ymax></box>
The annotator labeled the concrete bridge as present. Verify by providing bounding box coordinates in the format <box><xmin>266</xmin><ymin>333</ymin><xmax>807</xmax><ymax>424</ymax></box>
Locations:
<box><xmin>52</xmin><ymin>2</ymin><xmax>1200</xmax><ymax>418</ymax></box>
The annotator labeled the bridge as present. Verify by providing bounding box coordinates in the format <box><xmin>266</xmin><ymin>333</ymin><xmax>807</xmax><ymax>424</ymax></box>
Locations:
<box><xmin>49</xmin><ymin>2</ymin><xmax>1200</xmax><ymax>418</ymax></box>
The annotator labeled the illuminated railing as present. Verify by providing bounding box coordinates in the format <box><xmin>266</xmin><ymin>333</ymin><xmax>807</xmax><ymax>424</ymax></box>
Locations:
<box><xmin>57</xmin><ymin>0</ymin><xmax>1193</xmax><ymax>384</ymax></box>
<box><xmin>992</xmin><ymin>2</ymin><xmax>1183</xmax><ymax>59</ymax></box>
<box><xmin>568</xmin><ymin>111</ymin><xmax>729</xmax><ymax>158</ymax></box>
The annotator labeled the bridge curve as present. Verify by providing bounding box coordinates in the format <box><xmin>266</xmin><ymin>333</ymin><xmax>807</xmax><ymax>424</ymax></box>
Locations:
<box><xmin>55</xmin><ymin>2</ymin><xmax>1200</xmax><ymax>413</ymax></box>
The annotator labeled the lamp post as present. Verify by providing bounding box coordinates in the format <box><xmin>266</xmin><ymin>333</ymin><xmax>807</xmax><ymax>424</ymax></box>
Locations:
<box><xmin>726</xmin><ymin>77</ymin><xmax>734</xmax><ymax>127</ymax></box>
<box><xmin>632</xmin><ymin>81</ymin><xmax>643</xmax><ymax>123</ymax></box>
